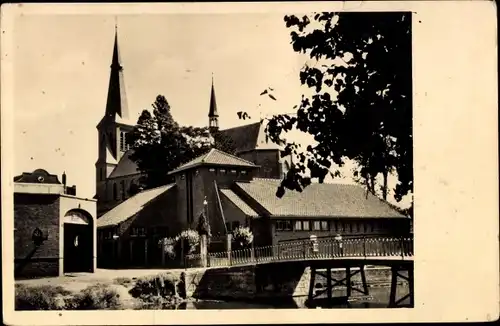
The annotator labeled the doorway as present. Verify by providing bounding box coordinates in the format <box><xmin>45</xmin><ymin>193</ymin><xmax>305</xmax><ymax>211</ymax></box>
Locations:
<box><xmin>63</xmin><ymin>210</ymin><xmax>93</xmax><ymax>273</ymax></box>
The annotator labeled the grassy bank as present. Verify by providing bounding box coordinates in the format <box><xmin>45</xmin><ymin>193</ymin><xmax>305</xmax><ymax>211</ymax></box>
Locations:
<box><xmin>15</xmin><ymin>271</ymin><xmax>185</xmax><ymax>311</ymax></box>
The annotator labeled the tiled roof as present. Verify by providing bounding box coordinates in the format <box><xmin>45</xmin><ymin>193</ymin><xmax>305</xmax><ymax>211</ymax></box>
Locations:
<box><xmin>219</xmin><ymin>120</ymin><xmax>280</xmax><ymax>154</ymax></box>
<box><xmin>108</xmin><ymin>150</ymin><xmax>141</xmax><ymax>179</ymax></box>
<box><xmin>168</xmin><ymin>148</ymin><xmax>258</xmax><ymax>174</ymax></box>
<box><xmin>219</xmin><ymin>188</ymin><xmax>259</xmax><ymax>217</ymax></box>
<box><xmin>97</xmin><ymin>184</ymin><xmax>175</xmax><ymax>228</ymax></box>
<box><xmin>235</xmin><ymin>178</ymin><xmax>406</xmax><ymax>219</ymax></box>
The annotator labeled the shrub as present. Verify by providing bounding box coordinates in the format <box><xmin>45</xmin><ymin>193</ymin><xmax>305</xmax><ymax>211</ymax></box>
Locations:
<box><xmin>15</xmin><ymin>284</ymin><xmax>72</xmax><ymax>310</ymax></box>
<box><xmin>232</xmin><ymin>226</ymin><xmax>254</xmax><ymax>249</ymax></box>
<box><xmin>69</xmin><ymin>284</ymin><xmax>121</xmax><ymax>310</ymax></box>
<box><xmin>176</xmin><ymin>229</ymin><xmax>200</xmax><ymax>255</ymax></box>
<box><xmin>159</xmin><ymin>237</ymin><xmax>177</xmax><ymax>259</ymax></box>
<box><xmin>159</xmin><ymin>229</ymin><xmax>200</xmax><ymax>259</ymax></box>
<box><xmin>129</xmin><ymin>273</ymin><xmax>178</xmax><ymax>299</ymax></box>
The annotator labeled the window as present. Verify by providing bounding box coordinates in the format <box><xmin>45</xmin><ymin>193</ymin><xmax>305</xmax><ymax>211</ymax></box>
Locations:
<box><xmin>241</xmin><ymin>170</ymin><xmax>247</xmax><ymax>175</ymax></box>
<box><xmin>219</xmin><ymin>169</ymin><xmax>226</xmax><ymax>174</ymax></box>
<box><xmin>104</xmin><ymin>230</ymin><xmax>113</xmax><ymax>240</ymax></box>
<box><xmin>321</xmin><ymin>220</ymin><xmax>329</xmax><ymax>231</ymax></box>
<box><xmin>209</xmin><ymin>168</ymin><xmax>215</xmax><ymax>172</ymax></box>
<box><xmin>119</xmin><ymin>131</ymin><xmax>130</xmax><ymax>152</ymax></box>
<box><xmin>313</xmin><ymin>221</ymin><xmax>321</xmax><ymax>231</ymax></box>
<box><xmin>131</xmin><ymin>227</ymin><xmax>146</xmax><ymax>237</ymax></box>
<box><xmin>276</xmin><ymin>220</ymin><xmax>292</xmax><ymax>231</ymax></box>
<box><xmin>230</xmin><ymin>170</ymin><xmax>237</xmax><ymax>174</ymax></box>
<box><xmin>294</xmin><ymin>221</ymin><xmax>302</xmax><ymax>231</ymax></box>
<box><xmin>303</xmin><ymin>221</ymin><xmax>310</xmax><ymax>231</ymax></box>
<box><xmin>121</xmin><ymin>180</ymin><xmax>126</xmax><ymax>200</ymax></box>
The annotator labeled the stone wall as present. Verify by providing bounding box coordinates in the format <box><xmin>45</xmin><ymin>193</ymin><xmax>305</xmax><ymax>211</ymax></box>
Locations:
<box><xmin>184</xmin><ymin>262</ymin><xmax>311</xmax><ymax>300</ymax></box>
<box><xmin>184</xmin><ymin>264</ymin><xmax>403</xmax><ymax>301</ymax></box>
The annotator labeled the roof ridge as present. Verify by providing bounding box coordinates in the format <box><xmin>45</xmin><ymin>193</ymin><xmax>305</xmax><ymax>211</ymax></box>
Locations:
<box><xmin>203</xmin><ymin>148</ymin><xmax>216</xmax><ymax>163</ymax></box>
<box><xmin>219</xmin><ymin>121</ymin><xmax>261</xmax><ymax>132</ymax></box>
<box><xmin>99</xmin><ymin>183</ymin><xmax>175</xmax><ymax>219</ymax></box>
<box><xmin>211</xmin><ymin>148</ymin><xmax>257</xmax><ymax>166</ymax></box>
<box><xmin>174</xmin><ymin>149</ymin><xmax>211</xmax><ymax>170</ymax></box>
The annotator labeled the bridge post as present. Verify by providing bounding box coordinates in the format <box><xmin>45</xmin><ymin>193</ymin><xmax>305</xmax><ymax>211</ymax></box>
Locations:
<box><xmin>360</xmin><ymin>265</ymin><xmax>369</xmax><ymax>295</ymax></box>
<box><xmin>226</xmin><ymin>234</ymin><xmax>232</xmax><ymax>266</ymax></box>
<box><xmin>308</xmin><ymin>267</ymin><xmax>316</xmax><ymax>303</ymax></box>
<box><xmin>389</xmin><ymin>265</ymin><xmax>398</xmax><ymax>307</ymax></box>
<box><xmin>346</xmin><ymin>266</ymin><xmax>352</xmax><ymax>297</ymax></box>
<box><xmin>408</xmin><ymin>264</ymin><xmax>414</xmax><ymax>307</ymax></box>
<box><xmin>326</xmin><ymin>267</ymin><xmax>332</xmax><ymax>301</ymax></box>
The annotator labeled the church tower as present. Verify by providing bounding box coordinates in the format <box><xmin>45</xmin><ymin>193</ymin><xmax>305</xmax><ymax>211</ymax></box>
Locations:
<box><xmin>95</xmin><ymin>25</ymin><xmax>135</xmax><ymax>201</ymax></box>
<box><xmin>208</xmin><ymin>75</ymin><xmax>219</xmax><ymax>135</ymax></box>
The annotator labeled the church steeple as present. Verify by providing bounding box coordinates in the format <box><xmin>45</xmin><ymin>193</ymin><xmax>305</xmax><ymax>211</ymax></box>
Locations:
<box><xmin>103</xmin><ymin>24</ymin><xmax>129</xmax><ymax>122</ymax></box>
<box><xmin>208</xmin><ymin>74</ymin><xmax>219</xmax><ymax>133</ymax></box>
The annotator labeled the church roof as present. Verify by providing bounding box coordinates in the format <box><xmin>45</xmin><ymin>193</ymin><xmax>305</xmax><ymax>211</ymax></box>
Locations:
<box><xmin>108</xmin><ymin>150</ymin><xmax>141</xmax><ymax>179</ymax></box>
<box><xmin>218</xmin><ymin>120</ymin><xmax>280</xmax><ymax>154</ymax></box>
<box><xmin>97</xmin><ymin>26</ymin><xmax>134</xmax><ymax>128</ymax></box>
<box><xmin>97</xmin><ymin>184</ymin><xmax>175</xmax><ymax>228</ymax></box>
<box><xmin>234</xmin><ymin>178</ymin><xmax>406</xmax><ymax>219</ymax></box>
<box><xmin>208</xmin><ymin>77</ymin><xmax>218</xmax><ymax>118</ymax></box>
<box><xmin>168</xmin><ymin>148</ymin><xmax>258</xmax><ymax>175</ymax></box>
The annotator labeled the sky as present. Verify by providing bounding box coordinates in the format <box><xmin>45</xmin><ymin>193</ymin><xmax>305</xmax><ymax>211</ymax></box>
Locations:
<box><xmin>12</xmin><ymin>13</ymin><xmax>411</xmax><ymax>208</ymax></box>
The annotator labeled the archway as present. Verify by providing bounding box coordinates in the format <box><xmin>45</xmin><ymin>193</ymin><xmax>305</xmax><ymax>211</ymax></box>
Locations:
<box><xmin>63</xmin><ymin>209</ymin><xmax>94</xmax><ymax>273</ymax></box>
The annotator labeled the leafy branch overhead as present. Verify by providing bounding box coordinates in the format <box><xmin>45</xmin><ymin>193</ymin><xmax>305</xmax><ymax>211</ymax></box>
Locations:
<box><xmin>242</xmin><ymin>12</ymin><xmax>413</xmax><ymax>202</ymax></box>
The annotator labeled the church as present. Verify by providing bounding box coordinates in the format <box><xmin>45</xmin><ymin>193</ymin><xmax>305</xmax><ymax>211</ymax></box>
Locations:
<box><xmin>95</xmin><ymin>28</ymin><xmax>410</xmax><ymax>268</ymax></box>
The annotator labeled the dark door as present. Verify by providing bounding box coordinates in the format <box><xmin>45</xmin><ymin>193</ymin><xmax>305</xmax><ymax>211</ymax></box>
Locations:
<box><xmin>64</xmin><ymin>224</ymin><xmax>93</xmax><ymax>273</ymax></box>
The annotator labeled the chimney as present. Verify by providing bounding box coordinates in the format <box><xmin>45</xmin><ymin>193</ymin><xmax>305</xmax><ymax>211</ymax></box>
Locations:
<box><xmin>62</xmin><ymin>171</ymin><xmax>67</xmax><ymax>186</ymax></box>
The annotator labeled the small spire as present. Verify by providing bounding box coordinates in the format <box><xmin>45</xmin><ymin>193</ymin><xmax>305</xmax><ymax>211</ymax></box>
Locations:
<box><xmin>208</xmin><ymin>75</ymin><xmax>218</xmax><ymax>118</ymax></box>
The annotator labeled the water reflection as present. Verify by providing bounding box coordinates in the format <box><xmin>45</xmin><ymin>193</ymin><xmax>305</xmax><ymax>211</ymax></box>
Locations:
<box><xmin>182</xmin><ymin>285</ymin><xmax>411</xmax><ymax>309</ymax></box>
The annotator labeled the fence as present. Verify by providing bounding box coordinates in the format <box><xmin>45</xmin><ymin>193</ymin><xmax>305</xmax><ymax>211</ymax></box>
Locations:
<box><xmin>184</xmin><ymin>235</ymin><xmax>413</xmax><ymax>268</ymax></box>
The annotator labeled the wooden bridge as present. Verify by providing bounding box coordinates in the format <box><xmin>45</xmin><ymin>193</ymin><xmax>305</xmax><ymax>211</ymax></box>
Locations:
<box><xmin>185</xmin><ymin>235</ymin><xmax>414</xmax><ymax>308</ymax></box>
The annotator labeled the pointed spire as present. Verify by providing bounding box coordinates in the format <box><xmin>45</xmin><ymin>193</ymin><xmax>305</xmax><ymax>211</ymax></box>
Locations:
<box><xmin>104</xmin><ymin>23</ymin><xmax>129</xmax><ymax>121</ymax></box>
<box><xmin>208</xmin><ymin>74</ymin><xmax>218</xmax><ymax>118</ymax></box>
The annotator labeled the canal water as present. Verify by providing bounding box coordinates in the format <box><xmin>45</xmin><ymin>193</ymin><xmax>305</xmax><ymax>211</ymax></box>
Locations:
<box><xmin>176</xmin><ymin>284</ymin><xmax>411</xmax><ymax>309</ymax></box>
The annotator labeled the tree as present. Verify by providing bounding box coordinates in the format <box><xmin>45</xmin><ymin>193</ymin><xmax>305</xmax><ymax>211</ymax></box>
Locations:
<box><xmin>128</xmin><ymin>95</ymin><xmax>192</xmax><ymax>188</ymax></box>
<box><xmin>128</xmin><ymin>95</ymin><xmax>238</xmax><ymax>189</ymax></box>
<box><xmin>260</xmin><ymin>12</ymin><xmax>412</xmax><ymax>203</ymax></box>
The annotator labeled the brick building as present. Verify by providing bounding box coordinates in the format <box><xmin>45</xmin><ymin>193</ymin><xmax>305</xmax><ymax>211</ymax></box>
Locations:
<box><xmin>14</xmin><ymin>169</ymin><xmax>97</xmax><ymax>279</ymax></box>
<box><xmin>95</xmin><ymin>28</ymin><xmax>410</xmax><ymax>268</ymax></box>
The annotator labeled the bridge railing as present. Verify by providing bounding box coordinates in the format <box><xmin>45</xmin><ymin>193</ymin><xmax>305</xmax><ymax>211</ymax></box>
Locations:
<box><xmin>184</xmin><ymin>235</ymin><xmax>413</xmax><ymax>268</ymax></box>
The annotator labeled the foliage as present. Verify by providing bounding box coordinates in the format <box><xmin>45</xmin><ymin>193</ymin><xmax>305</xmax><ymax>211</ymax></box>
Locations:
<box><xmin>251</xmin><ymin>12</ymin><xmax>412</xmax><ymax>203</ymax></box>
<box><xmin>232</xmin><ymin>226</ymin><xmax>254</xmax><ymax>249</ymax></box>
<box><xmin>69</xmin><ymin>284</ymin><xmax>121</xmax><ymax>310</ymax></box>
<box><xmin>176</xmin><ymin>229</ymin><xmax>200</xmax><ymax>255</ymax></box>
<box><xmin>15</xmin><ymin>284</ymin><xmax>121</xmax><ymax>310</ymax></box>
<box><xmin>196</xmin><ymin>212</ymin><xmax>211</xmax><ymax>237</ymax></box>
<box><xmin>128</xmin><ymin>95</ymin><xmax>237</xmax><ymax>189</ymax></box>
<box><xmin>129</xmin><ymin>273</ymin><xmax>178</xmax><ymax>299</ymax></box>
<box><xmin>159</xmin><ymin>229</ymin><xmax>200</xmax><ymax>259</ymax></box>
<box><xmin>15</xmin><ymin>284</ymin><xmax>71</xmax><ymax>310</ymax></box>
<box><xmin>159</xmin><ymin>237</ymin><xmax>177</xmax><ymax>259</ymax></box>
